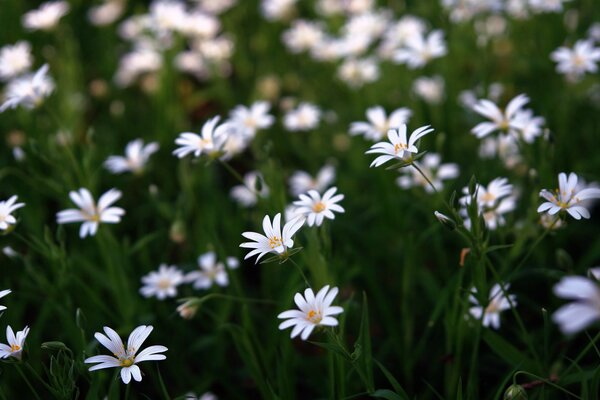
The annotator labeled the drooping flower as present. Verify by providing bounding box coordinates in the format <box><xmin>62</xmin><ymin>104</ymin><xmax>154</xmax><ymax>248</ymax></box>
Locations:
<box><xmin>185</xmin><ymin>252</ymin><xmax>229</xmax><ymax>290</ymax></box>
<box><xmin>553</xmin><ymin>275</ymin><xmax>600</xmax><ymax>335</ymax></box>
<box><xmin>230</xmin><ymin>171</ymin><xmax>269</xmax><ymax>207</ymax></box>
<box><xmin>468</xmin><ymin>283</ymin><xmax>516</xmax><ymax>329</ymax></box>
<box><xmin>0</xmin><ymin>289</ymin><xmax>11</xmax><ymax>312</ymax></box>
<box><xmin>240</xmin><ymin>213</ymin><xmax>304</xmax><ymax>263</ymax></box>
<box><xmin>349</xmin><ymin>106</ymin><xmax>412</xmax><ymax>141</ymax></box>
<box><xmin>56</xmin><ymin>188</ymin><xmax>125</xmax><ymax>238</ymax></box>
<box><xmin>104</xmin><ymin>139</ymin><xmax>159</xmax><ymax>175</ymax></box>
<box><xmin>471</xmin><ymin>93</ymin><xmax>529</xmax><ymax>139</ymax></box>
<box><xmin>0</xmin><ymin>41</ymin><xmax>33</xmax><ymax>81</ymax></box>
<box><xmin>0</xmin><ymin>64</ymin><xmax>54</xmax><ymax>112</ymax></box>
<box><xmin>140</xmin><ymin>264</ymin><xmax>185</xmax><ymax>300</ymax></box>
<box><xmin>0</xmin><ymin>196</ymin><xmax>25</xmax><ymax>231</ymax></box>
<box><xmin>0</xmin><ymin>325</ymin><xmax>30</xmax><ymax>360</ymax></box>
<box><xmin>84</xmin><ymin>325</ymin><xmax>167</xmax><ymax>384</ymax></box>
<box><xmin>537</xmin><ymin>172</ymin><xmax>600</xmax><ymax>220</ymax></box>
<box><xmin>366</xmin><ymin>124</ymin><xmax>434</xmax><ymax>167</ymax></box>
<box><xmin>173</xmin><ymin>116</ymin><xmax>229</xmax><ymax>159</ymax></box>
<box><xmin>278</xmin><ymin>285</ymin><xmax>344</xmax><ymax>340</ymax></box>
<box><xmin>293</xmin><ymin>187</ymin><xmax>345</xmax><ymax>227</ymax></box>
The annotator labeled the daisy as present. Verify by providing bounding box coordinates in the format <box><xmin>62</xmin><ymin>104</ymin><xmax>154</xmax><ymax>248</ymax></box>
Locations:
<box><xmin>173</xmin><ymin>116</ymin><xmax>229</xmax><ymax>159</ymax></box>
<box><xmin>104</xmin><ymin>139</ymin><xmax>159</xmax><ymax>175</ymax></box>
<box><xmin>396</xmin><ymin>153</ymin><xmax>458</xmax><ymax>193</ymax></box>
<box><xmin>229</xmin><ymin>101</ymin><xmax>274</xmax><ymax>138</ymax></box>
<box><xmin>289</xmin><ymin>164</ymin><xmax>336</xmax><ymax>197</ymax></box>
<box><xmin>84</xmin><ymin>325</ymin><xmax>167</xmax><ymax>384</ymax></box>
<box><xmin>230</xmin><ymin>171</ymin><xmax>269</xmax><ymax>207</ymax></box>
<box><xmin>278</xmin><ymin>285</ymin><xmax>344</xmax><ymax>340</ymax></box>
<box><xmin>553</xmin><ymin>275</ymin><xmax>600</xmax><ymax>335</ymax></box>
<box><xmin>185</xmin><ymin>252</ymin><xmax>229</xmax><ymax>290</ymax></box>
<box><xmin>393</xmin><ymin>30</ymin><xmax>447</xmax><ymax>69</ymax></box>
<box><xmin>283</xmin><ymin>102</ymin><xmax>322</xmax><ymax>131</ymax></box>
<box><xmin>350</xmin><ymin>106</ymin><xmax>412</xmax><ymax>141</ymax></box>
<box><xmin>240</xmin><ymin>213</ymin><xmax>305</xmax><ymax>263</ymax></box>
<box><xmin>471</xmin><ymin>93</ymin><xmax>529</xmax><ymax>138</ymax></box>
<box><xmin>22</xmin><ymin>1</ymin><xmax>70</xmax><ymax>31</ymax></box>
<box><xmin>293</xmin><ymin>187</ymin><xmax>345</xmax><ymax>227</ymax></box>
<box><xmin>366</xmin><ymin>124</ymin><xmax>434</xmax><ymax>167</ymax></box>
<box><xmin>0</xmin><ymin>195</ymin><xmax>25</xmax><ymax>231</ymax></box>
<box><xmin>56</xmin><ymin>188</ymin><xmax>125</xmax><ymax>238</ymax></box>
<box><xmin>0</xmin><ymin>42</ymin><xmax>33</xmax><ymax>81</ymax></box>
<box><xmin>140</xmin><ymin>264</ymin><xmax>185</xmax><ymax>300</ymax></box>
<box><xmin>0</xmin><ymin>289</ymin><xmax>11</xmax><ymax>312</ymax></box>
<box><xmin>537</xmin><ymin>172</ymin><xmax>600</xmax><ymax>220</ymax></box>
<box><xmin>0</xmin><ymin>325</ymin><xmax>30</xmax><ymax>360</ymax></box>
<box><xmin>469</xmin><ymin>283</ymin><xmax>516</xmax><ymax>329</ymax></box>
<box><xmin>551</xmin><ymin>40</ymin><xmax>600</xmax><ymax>81</ymax></box>
<box><xmin>0</xmin><ymin>64</ymin><xmax>54</xmax><ymax>113</ymax></box>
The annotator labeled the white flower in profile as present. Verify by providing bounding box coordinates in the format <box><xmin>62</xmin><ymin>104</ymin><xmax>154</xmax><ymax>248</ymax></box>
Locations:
<box><xmin>551</xmin><ymin>40</ymin><xmax>600</xmax><ymax>81</ymax></box>
<box><xmin>84</xmin><ymin>325</ymin><xmax>167</xmax><ymax>384</ymax></box>
<box><xmin>278</xmin><ymin>285</ymin><xmax>344</xmax><ymax>340</ymax></box>
<box><xmin>0</xmin><ymin>325</ymin><xmax>30</xmax><ymax>360</ymax></box>
<box><xmin>104</xmin><ymin>139</ymin><xmax>159</xmax><ymax>175</ymax></box>
<box><xmin>185</xmin><ymin>252</ymin><xmax>229</xmax><ymax>290</ymax></box>
<box><xmin>229</xmin><ymin>101</ymin><xmax>274</xmax><ymax>138</ymax></box>
<box><xmin>22</xmin><ymin>1</ymin><xmax>70</xmax><ymax>31</ymax></box>
<box><xmin>240</xmin><ymin>213</ymin><xmax>305</xmax><ymax>263</ymax></box>
<box><xmin>293</xmin><ymin>187</ymin><xmax>345</xmax><ymax>227</ymax></box>
<box><xmin>0</xmin><ymin>64</ymin><xmax>54</xmax><ymax>113</ymax></box>
<box><xmin>0</xmin><ymin>289</ymin><xmax>11</xmax><ymax>312</ymax></box>
<box><xmin>393</xmin><ymin>30</ymin><xmax>447</xmax><ymax>69</ymax></box>
<box><xmin>0</xmin><ymin>195</ymin><xmax>25</xmax><ymax>231</ymax></box>
<box><xmin>366</xmin><ymin>124</ymin><xmax>434</xmax><ymax>167</ymax></box>
<box><xmin>0</xmin><ymin>42</ymin><xmax>33</xmax><ymax>81</ymax></box>
<box><xmin>538</xmin><ymin>172</ymin><xmax>600</xmax><ymax>220</ymax></box>
<box><xmin>553</xmin><ymin>275</ymin><xmax>600</xmax><ymax>335</ymax></box>
<box><xmin>469</xmin><ymin>284</ymin><xmax>516</xmax><ymax>329</ymax></box>
<box><xmin>140</xmin><ymin>264</ymin><xmax>185</xmax><ymax>300</ymax></box>
<box><xmin>283</xmin><ymin>102</ymin><xmax>321</xmax><ymax>131</ymax></box>
<box><xmin>56</xmin><ymin>188</ymin><xmax>125</xmax><ymax>238</ymax></box>
<box><xmin>471</xmin><ymin>93</ymin><xmax>529</xmax><ymax>138</ymax></box>
<box><xmin>173</xmin><ymin>116</ymin><xmax>229</xmax><ymax>159</ymax></box>
<box><xmin>289</xmin><ymin>164</ymin><xmax>336</xmax><ymax>196</ymax></box>
<box><xmin>350</xmin><ymin>106</ymin><xmax>412</xmax><ymax>141</ymax></box>
<box><xmin>230</xmin><ymin>171</ymin><xmax>269</xmax><ymax>207</ymax></box>
<box><xmin>396</xmin><ymin>153</ymin><xmax>458</xmax><ymax>193</ymax></box>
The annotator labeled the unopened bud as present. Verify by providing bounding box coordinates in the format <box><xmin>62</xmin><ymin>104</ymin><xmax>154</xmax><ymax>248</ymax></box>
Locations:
<box><xmin>504</xmin><ymin>384</ymin><xmax>527</xmax><ymax>399</ymax></box>
<box><xmin>177</xmin><ymin>300</ymin><xmax>199</xmax><ymax>320</ymax></box>
<box><xmin>434</xmin><ymin>211</ymin><xmax>456</xmax><ymax>231</ymax></box>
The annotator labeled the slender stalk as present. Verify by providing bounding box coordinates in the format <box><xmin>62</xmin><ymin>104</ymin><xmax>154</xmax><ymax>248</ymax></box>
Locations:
<box><xmin>411</xmin><ymin>162</ymin><xmax>439</xmax><ymax>195</ymax></box>
<box><xmin>156</xmin><ymin>365</ymin><xmax>170</xmax><ymax>400</ymax></box>
<box><xmin>288</xmin><ymin>257</ymin><xmax>311</xmax><ymax>289</ymax></box>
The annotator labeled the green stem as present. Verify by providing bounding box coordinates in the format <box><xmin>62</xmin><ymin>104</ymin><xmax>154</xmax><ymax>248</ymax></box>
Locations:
<box><xmin>513</xmin><ymin>371</ymin><xmax>581</xmax><ymax>399</ymax></box>
<box><xmin>288</xmin><ymin>257</ymin><xmax>311</xmax><ymax>289</ymax></box>
<box><xmin>156</xmin><ymin>365</ymin><xmax>170</xmax><ymax>400</ymax></box>
<box><xmin>562</xmin><ymin>331</ymin><xmax>600</xmax><ymax>378</ymax></box>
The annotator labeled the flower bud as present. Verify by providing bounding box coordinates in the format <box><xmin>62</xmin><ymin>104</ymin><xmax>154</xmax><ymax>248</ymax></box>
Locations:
<box><xmin>504</xmin><ymin>384</ymin><xmax>527</xmax><ymax>400</ymax></box>
<box><xmin>434</xmin><ymin>211</ymin><xmax>456</xmax><ymax>231</ymax></box>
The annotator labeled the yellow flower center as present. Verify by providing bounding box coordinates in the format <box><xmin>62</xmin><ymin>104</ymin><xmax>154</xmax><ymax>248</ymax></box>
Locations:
<box><xmin>485</xmin><ymin>300</ymin><xmax>499</xmax><ymax>314</ymax></box>
<box><xmin>480</xmin><ymin>192</ymin><xmax>496</xmax><ymax>203</ymax></box>
<box><xmin>10</xmin><ymin>344</ymin><xmax>21</xmax><ymax>352</ymax></box>
<box><xmin>394</xmin><ymin>143</ymin><xmax>407</xmax><ymax>154</ymax></box>
<box><xmin>313</xmin><ymin>201</ymin><xmax>326</xmax><ymax>213</ymax></box>
<box><xmin>119</xmin><ymin>358</ymin><xmax>134</xmax><ymax>367</ymax></box>
<box><xmin>268</xmin><ymin>236</ymin><xmax>282</xmax><ymax>249</ymax></box>
<box><xmin>158</xmin><ymin>278</ymin><xmax>171</xmax><ymax>290</ymax></box>
<box><xmin>307</xmin><ymin>309</ymin><xmax>322</xmax><ymax>323</ymax></box>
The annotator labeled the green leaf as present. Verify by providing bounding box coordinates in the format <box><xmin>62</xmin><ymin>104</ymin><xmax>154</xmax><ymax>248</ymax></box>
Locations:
<box><xmin>482</xmin><ymin>330</ymin><xmax>538</xmax><ymax>373</ymax></box>
<box><xmin>371</xmin><ymin>389</ymin><xmax>409</xmax><ymax>400</ymax></box>
<box><xmin>374</xmin><ymin>359</ymin><xmax>410</xmax><ymax>399</ymax></box>
<box><xmin>356</xmin><ymin>293</ymin><xmax>374</xmax><ymax>392</ymax></box>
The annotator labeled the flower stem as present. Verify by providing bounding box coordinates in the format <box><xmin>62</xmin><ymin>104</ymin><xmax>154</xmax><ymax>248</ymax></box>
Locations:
<box><xmin>411</xmin><ymin>162</ymin><xmax>439</xmax><ymax>194</ymax></box>
<box><xmin>288</xmin><ymin>257</ymin><xmax>311</xmax><ymax>289</ymax></box>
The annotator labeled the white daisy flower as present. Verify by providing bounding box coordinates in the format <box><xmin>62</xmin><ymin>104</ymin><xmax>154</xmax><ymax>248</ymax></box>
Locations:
<box><xmin>0</xmin><ymin>325</ymin><xmax>30</xmax><ymax>360</ymax></box>
<box><xmin>230</xmin><ymin>171</ymin><xmax>269</xmax><ymax>207</ymax></box>
<box><xmin>293</xmin><ymin>187</ymin><xmax>345</xmax><ymax>227</ymax></box>
<box><xmin>278</xmin><ymin>285</ymin><xmax>344</xmax><ymax>340</ymax></box>
<box><xmin>471</xmin><ymin>93</ymin><xmax>529</xmax><ymax>139</ymax></box>
<box><xmin>185</xmin><ymin>252</ymin><xmax>229</xmax><ymax>290</ymax></box>
<box><xmin>104</xmin><ymin>139</ymin><xmax>159</xmax><ymax>175</ymax></box>
<box><xmin>393</xmin><ymin>30</ymin><xmax>447</xmax><ymax>69</ymax></box>
<box><xmin>551</xmin><ymin>40</ymin><xmax>600</xmax><ymax>81</ymax></box>
<box><xmin>173</xmin><ymin>116</ymin><xmax>229</xmax><ymax>159</ymax></box>
<box><xmin>366</xmin><ymin>124</ymin><xmax>434</xmax><ymax>167</ymax></box>
<box><xmin>229</xmin><ymin>101</ymin><xmax>274</xmax><ymax>138</ymax></box>
<box><xmin>0</xmin><ymin>289</ymin><xmax>11</xmax><ymax>312</ymax></box>
<box><xmin>350</xmin><ymin>106</ymin><xmax>412</xmax><ymax>141</ymax></box>
<box><xmin>0</xmin><ymin>64</ymin><xmax>54</xmax><ymax>113</ymax></box>
<box><xmin>469</xmin><ymin>284</ymin><xmax>516</xmax><ymax>329</ymax></box>
<box><xmin>396</xmin><ymin>153</ymin><xmax>458</xmax><ymax>193</ymax></box>
<box><xmin>240</xmin><ymin>213</ymin><xmax>305</xmax><ymax>263</ymax></box>
<box><xmin>289</xmin><ymin>165</ymin><xmax>336</xmax><ymax>197</ymax></box>
<box><xmin>56</xmin><ymin>188</ymin><xmax>125</xmax><ymax>238</ymax></box>
<box><xmin>460</xmin><ymin>177</ymin><xmax>516</xmax><ymax>230</ymax></box>
<box><xmin>537</xmin><ymin>172</ymin><xmax>600</xmax><ymax>220</ymax></box>
<box><xmin>0</xmin><ymin>195</ymin><xmax>25</xmax><ymax>231</ymax></box>
<box><xmin>510</xmin><ymin>109</ymin><xmax>545</xmax><ymax>143</ymax></box>
<box><xmin>84</xmin><ymin>325</ymin><xmax>167</xmax><ymax>384</ymax></box>
<box><xmin>22</xmin><ymin>1</ymin><xmax>70</xmax><ymax>31</ymax></box>
<box><xmin>553</xmin><ymin>275</ymin><xmax>600</xmax><ymax>335</ymax></box>
<box><xmin>0</xmin><ymin>41</ymin><xmax>33</xmax><ymax>81</ymax></box>
<box><xmin>140</xmin><ymin>264</ymin><xmax>185</xmax><ymax>300</ymax></box>
<box><xmin>283</xmin><ymin>102</ymin><xmax>321</xmax><ymax>132</ymax></box>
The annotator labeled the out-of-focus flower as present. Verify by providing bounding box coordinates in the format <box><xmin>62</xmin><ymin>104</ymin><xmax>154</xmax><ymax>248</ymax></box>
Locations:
<box><xmin>261</xmin><ymin>0</ymin><xmax>297</xmax><ymax>21</ymax></box>
<box><xmin>84</xmin><ymin>325</ymin><xmax>167</xmax><ymax>384</ymax></box>
<box><xmin>230</xmin><ymin>171</ymin><xmax>269</xmax><ymax>207</ymax></box>
<box><xmin>185</xmin><ymin>252</ymin><xmax>229</xmax><ymax>289</ymax></box>
<box><xmin>140</xmin><ymin>264</ymin><xmax>185</xmax><ymax>300</ymax></box>
<box><xmin>282</xmin><ymin>20</ymin><xmax>324</xmax><ymax>53</ymax></box>
<box><xmin>0</xmin><ymin>64</ymin><xmax>54</xmax><ymax>112</ymax></box>
<box><xmin>378</xmin><ymin>16</ymin><xmax>426</xmax><ymax>59</ymax></box>
<box><xmin>289</xmin><ymin>165</ymin><xmax>336</xmax><ymax>196</ymax></box>
<box><xmin>366</xmin><ymin>124</ymin><xmax>434</xmax><ymax>167</ymax></box>
<box><xmin>56</xmin><ymin>188</ymin><xmax>125</xmax><ymax>238</ymax></box>
<box><xmin>229</xmin><ymin>101</ymin><xmax>274</xmax><ymax>138</ymax></box>
<box><xmin>551</xmin><ymin>40</ymin><xmax>600</xmax><ymax>81</ymax></box>
<box><xmin>240</xmin><ymin>213</ymin><xmax>304</xmax><ymax>263</ymax></box>
<box><xmin>293</xmin><ymin>187</ymin><xmax>344</xmax><ymax>227</ymax></box>
<box><xmin>104</xmin><ymin>139</ymin><xmax>159</xmax><ymax>175</ymax></box>
<box><xmin>471</xmin><ymin>93</ymin><xmax>530</xmax><ymax>139</ymax></box>
<box><xmin>0</xmin><ymin>290</ymin><xmax>11</xmax><ymax>312</ymax></box>
<box><xmin>396</xmin><ymin>153</ymin><xmax>458</xmax><ymax>192</ymax></box>
<box><xmin>22</xmin><ymin>1</ymin><xmax>69</xmax><ymax>31</ymax></box>
<box><xmin>538</xmin><ymin>172</ymin><xmax>600</xmax><ymax>220</ymax></box>
<box><xmin>393</xmin><ymin>30</ymin><xmax>447</xmax><ymax>69</ymax></box>
<box><xmin>529</xmin><ymin>0</ymin><xmax>571</xmax><ymax>13</ymax></box>
<box><xmin>0</xmin><ymin>42</ymin><xmax>33</xmax><ymax>81</ymax></box>
<box><xmin>337</xmin><ymin>58</ymin><xmax>379</xmax><ymax>88</ymax></box>
<box><xmin>0</xmin><ymin>196</ymin><xmax>25</xmax><ymax>231</ymax></box>
<box><xmin>173</xmin><ymin>116</ymin><xmax>229</xmax><ymax>158</ymax></box>
<box><xmin>413</xmin><ymin>75</ymin><xmax>445</xmax><ymax>104</ymax></box>
<box><xmin>114</xmin><ymin>47</ymin><xmax>163</xmax><ymax>87</ymax></box>
<box><xmin>511</xmin><ymin>109</ymin><xmax>545</xmax><ymax>143</ymax></box>
<box><xmin>479</xmin><ymin>135</ymin><xmax>522</xmax><ymax>169</ymax></box>
<box><xmin>0</xmin><ymin>326</ymin><xmax>30</xmax><ymax>360</ymax></box>
<box><xmin>88</xmin><ymin>1</ymin><xmax>124</xmax><ymax>26</ymax></box>
<box><xmin>283</xmin><ymin>102</ymin><xmax>321</xmax><ymax>131</ymax></box>
<box><xmin>350</xmin><ymin>106</ymin><xmax>412</xmax><ymax>142</ymax></box>
<box><xmin>553</xmin><ymin>275</ymin><xmax>600</xmax><ymax>334</ymax></box>
<box><xmin>469</xmin><ymin>283</ymin><xmax>516</xmax><ymax>329</ymax></box>
<box><xmin>460</xmin><ymin>177</ymin><xmax>516</xmax><ymax>230</ymax></box>
<box><xmin>278</xmin><ymin>285</ymin><xmax>343</xmax><ymax>340</ymax></box>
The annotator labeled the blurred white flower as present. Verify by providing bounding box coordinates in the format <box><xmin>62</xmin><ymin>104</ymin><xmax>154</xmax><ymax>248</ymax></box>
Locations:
<box><xmin>115</xmin><ymin>48</ymin><xmax>162</xmax><ymax>87</ymax></box>
<box><xmin>85</xmin><ymin>325</ymin><xmax>167</xmax><ymax>384</ymax></box>
<box><xmin>0</xmin><ymin>289</ymin><xmax>11</xmax><ymax>312</ymax></box>
<box><xmin>181</xmin><ymin>11</ymin><xmax>220</xmax><ymax>38</ymax></box>
<box><xmin>471</xmin><ymin>93</ymin><xmax>530</xmax><ymax>139</ymax></box>
<box><xmin>289</xmin><ymin>164</ymin><xmax>336</xmax><ymax>196</ymax></box>
<box><xmin>282</xmin><ymin>20</ymin><xmax>325</xmax><ymax>53</ymax></box>
<box><xmin>396</xmin><ymin>153</ymin><xmax>458</xmax><ymax>193</ymax></box>
<box><xmin>140</xmin><ymin>264</ymin><xmax>185</xmax><ymax>299</ymax></box>
<box><xmin>0</xmin><ymin>64</ymin><xmax>54</xmax><ymax>112</ymax></box>
<box><xmin>56</xmin><ymin>188</ymin><xmax>125</xmax><ymax>238</ymax></box>
<box><xmin>510</xmin><ymin>109</ymin><xmax>545</xmax><ymax>143</ymax></box>
<box><xmin>538</xmin><ymin>172</ymin><xmax>600</xmax><ymax>220</ymax></box>
<box><xmin>293</xmin><ymin>187</ymin><xmax>345</xmax><ymax>227</ymax></box>
<box><xmin>337</xmin><ymin>58</ymin><xmax>379</xmax><ymax>88</ymax></box>
<box><xmin>186</xmin><ymin>252</ymin><xmax>229</xmax><ymax>289</ymax></box>
<box><xmin>469</xmin><ymin>284</ymin><xmax>516</xmax><ymax>329</ymax></box>
<box><xmin>378</xmin><ymin>16</ymin><xmax>426</xmax><ymax>59</ymax></box>
<box><xmin>195</xmin><ymin>0</ymin><xmax>237</xmax><ymax>15</ymax></box>
<box><xmin>553</xmin><ymin>275</ymin><xmax>600</xmax><ymax>335</ymax></box>
<box><xmin>350</xmin><ymin>106</ymin><xmax>412</xmax><ymax>142</ymax></box>
<box><xmin>478</xmin><ymin>135</ymin><xmax>522</xmax><ymax>169</ymax></box>
<box><xmin>366</xmin><ymin>124</ymin><xmax>434</xmax><ymax>167</ymax></box>
<box><xmin>413</xmin><ymin>75</ymin><xmax>445</xmax><ymax>105</ymax></box>
<box><xmin>88</xmin><ymin>1</ymin><xmax>125</xmax><ymax>26</ymax></box>
<box><xmin>278</xmin><ymin>285</ymin><xmax>343</xmax><ymax>340</ymax></box>
<box><xmin>22</xmin><ymin>1</ymin><xmax>69</xmax><ymax>31</ymax></box>
<box><xmin>0</xmin><ymin>42</ymin><xmax>33</xmax><ymax>81</ymax></box>
<box><xmin>173</xmin><ymin>116</ymin><xmax>229</xmax><ymax>158</ymax></box>
<box><xmin>229</xmin><ymin>101</ymin><xmax>274</xmax><ymax>138</ymax></box>
<box><xmin>551</xmin><ymin>40</ymin><xmax>600</xmax><ymax>81</ymax></box>
<box><xmin>0</xmin><ymin>195</ymin><xmax>25</xmax><ymax>231</ymax></box>
<box><xmin>261</xmin><ymin>0</ymin><xmax>297</xmax><ymax>21</ymax></box>
<box><xmin>460</xmin><ymin>177</ymin><xmax>517</xmax><ymax>230</ymax></box>
<box><xmin>240</xmin><ymin>213</ymin><xmax>304</xmax><ymax>263</ymax></box>
<box><xmin>529</xmin><ymin>0</ymin><xmax>571</xmax><ymax>13</ymax></box>
<box><xmin>149</xmin><ymin>0</ymin><xmax>187</xmax><ymax>33</ymax></box>
<box><xmin>230</xmin><ymin>171</ymin><xmax>269</xmax><ymax>207</ymax></box>
<box><xmin>393</xmin><ymin>30</ymin><xmax>447</xmax><ymax>69</ymax></box>
<box><xmin>283</xmin><ymin>102</ymin><xmax>321</xmax><ymax>131</ymax></box>
<box><xmin>0</xmin><ymin>326</ymin><xmax>29</xmax><ymax>360</ymax></box>
<box><xmin>104</xmin><ymin>139</ymin><xmax>159</xmax><ymax>175</ymax></box>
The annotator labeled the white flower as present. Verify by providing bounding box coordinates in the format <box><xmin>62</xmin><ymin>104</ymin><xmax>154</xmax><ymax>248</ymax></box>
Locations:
<box><xmin>553</xmin><ymin>275</ymin><xmax>600</xmax><ymax>335</ymax></box>
<box><xmin>0</xmin><ymin>325</ymin><xmax>30</xmax><ymax>360</ymax></box>
<box><xmin>104</xmin><ymin>139</ymin><xmax>159</xmax><ymax>175</ymax></box>
<box><xmin>0</xmin><ymin>195</ymin><xmax>25</xmax><ymax>231</ymax></box>
<box><xmin>282</xmin><ymin>20</ymin><xmax>324</xmax><ymax>53</ymax></box>
<box><xmin>140</xmin><ymin>264</ymin><xmax>185</xmax><ymax>300</ymax></box>
<box><xmin>278</xmin><ymin>285</ymin><xmax>344</xmax><ymax>340</ymax></box>
<box><xmin>22</xmin><ymin>1</ymin><xmax>70</xmax><ymax>31</ymax></box>
<box><xmin>293</xmin><ymin>187</ymin><xmax>345</xmax><ymax>227</ymax></box>
<box><xmin>337</xmin><ymin>58</ymin><xmax>380</xmax><ymax>88</ymax></box>
<box><xmin>173</xmin><ymin>116</ymin><xmax>230</xmax><ymax>158</ymax></box>
<box><xmin>230</xmin><ymin>171</ymin><xmax>269</xmax><ymax>207</ymax></box>
<box><xmin>283</xmin><ymin>102</ymin><xmax>321</xmax><ymax>131</ymax></box>
<box><xmin>366</xmin><ymin>124</ymin><xmax>434</xmax><ymax>167</ymax></box>
<box><xmin>84</xmin><ymin>325</ymin><xmax>167</xmax><ymax>384</ymax></box>
<box><xmin>240</xmin><ymin>213</ymin><xmax>305</xmax><ymax>263</ymax></box>
<box><xmin>88</xmin><ymin>1</ymin><xmax>125</xmax><ymax>26</ymax></box>
<box><xmin>478</xmin><ymin>135</ymin><xmax>522</xmax><ymax>169</ymax></box>
<box><xmin>289</xmin><ymin>164</ymin><xmax>336</xmax><ymax>197</ymax></box>
<box><xmin>538</xmin><ymin>172</ymin><xmax>600</xmax><ymax>220</ymax></box>
<box><xmin>471</xmin><ymin>93</ymin><xmax>529</xmax><ymax>138</ymax></box>
<box><xmin>261</xmin><ymin>0</ymin><xmax>297</xmax><ymax>21</ymax></box>
<box><xmin>529</xmin><ymin>0</ymin><xmax>571</xmax><ymax>13</ymax></box>
<box><xmin>413</xmin><ymin>75</ymin><xmax>445</xmax><ymax>105</ymax></box>
<box><xmin>393</xmin><ymin>30</ymin><xmax>447</xmax><ymax>69</ymax></box>
<box><xmin>551</xmin><ymin>40</ymin><xmax>600</xmax><ymax>81</ymax></box>
<box><xmin>56</xmin><ymin>188</ymin><xmax>125</xmax><ymax>238</ymax></box>
<box><xmin>229</xmin><ymin>101</ymin><xmax>274</xmax><ymax>138</ymax></box>
<box><xmin>0</xmin><ymin>289</ymin><xmax>11</xmax><ymax>312</ymax></box>
<box><xmin>115</xmin><ymin>48</ymin><xmax>162</xmax><ymax>87</ymax></box>
<box><xmin>460</xmin><ymin>177</ymin><xmax>516</xmax><ymax>230</ymax></box>
<box><xmin>0</xmin><ymin>64</ymin><xmax>54</xmax><ymax>113</ymax></box>
<box><xmin>510</xmin><ymin>109</ymin><xmax>545</xmax><ymax>143</ymax></box>
<box><xmin>0</xmin><ymin>42</ymin><xmax>33</xmax><ymax>81</ymax></box>
<box><xmin>350</xmin><ymin>106</ymin><xmax>412</xmax><ymax>141</ymax></box>
<box><xmin>185</xmin><ymin>252</ymin><xmax>229</xmax><ymax>289</ymax></box>
<box><xmin>149</xmin><ymin>0</ymin><xmax>187</xmax><ymax>33</ymax></box>
<box><xmin>396</xmin><ymin>153</ymin><xmax>458</xmax><ymax>193</ymax></box>
<box><xmin>469</xmin><ymin>284</ymin><xmax>516</xmax><ymax>329</ymax></box>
